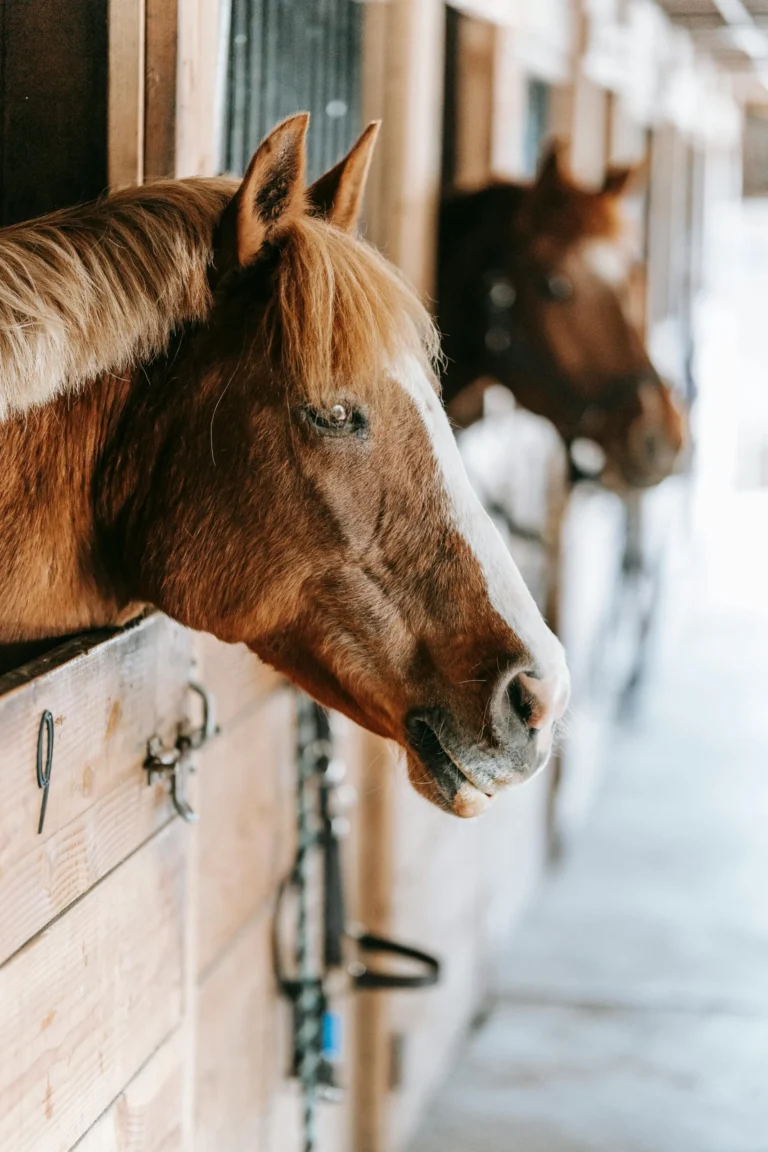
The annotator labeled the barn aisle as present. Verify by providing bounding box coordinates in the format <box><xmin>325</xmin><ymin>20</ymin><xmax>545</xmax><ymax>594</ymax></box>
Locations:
<box><xmin>408</xmin><ymin>207</ymin><xmax>768</xmax><ymax>1152</ymax></box>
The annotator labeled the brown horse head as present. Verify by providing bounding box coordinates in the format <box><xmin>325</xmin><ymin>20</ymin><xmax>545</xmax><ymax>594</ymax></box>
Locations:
<box><xmin>437</xmin><ymin>144</ymin><xmax>685</xmax><ymax>488</ymax></box>
<box><xmin>0</xmin><ymin>116</ymin><xmax>568</xmax><ymax>817</ymax></box>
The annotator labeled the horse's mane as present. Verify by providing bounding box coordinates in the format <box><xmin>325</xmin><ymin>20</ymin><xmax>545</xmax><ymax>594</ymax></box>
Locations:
<box><xmin>0</xmin><ymin>179</ymin><xmax>235</xmax><ymax>420</ymax></box>
<box><xmin>0</xmin><ymin>178</ymin><xmax>439</xmax><ymax>421</ymax></box>
<box><xmin>269</xmin><ymin>214</ymin><xmax>440</xmax><ymax>405</ymax></box>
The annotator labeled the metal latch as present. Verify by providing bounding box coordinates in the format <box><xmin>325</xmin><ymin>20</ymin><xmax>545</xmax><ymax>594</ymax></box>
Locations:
<box><xmin>144</xmin><ymin>681</ymin><xmax>218</xmax><ymax>823</ymax></box>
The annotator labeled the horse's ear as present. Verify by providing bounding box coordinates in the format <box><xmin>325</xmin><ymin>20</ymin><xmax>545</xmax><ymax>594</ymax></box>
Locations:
<box><xmin>306</xmin><ymin>121</ymin><xmax>381</xmax><ymax>233</ymax></box>
<box><xmin>223</xmin><ymin>113</ymin><xmax>310</xmax><ymax>268</ymax></box>
<box><xmin>535</xmin><ymin>140</ymin><xmax>566</xmax><ymax>192</ymax></box>
<box><xmin>601</xmin><ymin>163</ymin><xmax>643</xmax><ymax>198</ymax></box>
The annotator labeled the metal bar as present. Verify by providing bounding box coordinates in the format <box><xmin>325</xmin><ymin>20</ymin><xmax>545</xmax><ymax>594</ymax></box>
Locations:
<box><xmin>228</xmin><ymin>0</ymin><xmax>248</xmax><ymax>173</ymax></box>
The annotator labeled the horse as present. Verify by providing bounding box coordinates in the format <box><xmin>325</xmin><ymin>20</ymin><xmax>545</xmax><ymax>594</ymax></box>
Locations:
<box><xmin>0</xmin><ymin>114</ymin><xmax>569</xmax><ymax>819</ymax></box>
<box><xmin>437</xmin><ymin>145</ymin><xmax>686</xmax><ymax>490</ymax></box>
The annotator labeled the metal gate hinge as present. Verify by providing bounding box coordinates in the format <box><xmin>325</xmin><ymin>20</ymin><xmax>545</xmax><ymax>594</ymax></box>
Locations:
<box><xmin>144</xmin><ymin>681</ymin><xmax>219</xmax><ymax>824</ymax></box>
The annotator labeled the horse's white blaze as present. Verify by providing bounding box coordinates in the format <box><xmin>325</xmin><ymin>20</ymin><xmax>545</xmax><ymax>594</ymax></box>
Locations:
<box><xmin>581</xmin><ymin>238</ymin><xmax>632</xmax><ymax>287</ymax></box>
<box><xmin>396</xmin><ymin>357</ymin><xmax>567</xmax><ymax>682</ymax></box>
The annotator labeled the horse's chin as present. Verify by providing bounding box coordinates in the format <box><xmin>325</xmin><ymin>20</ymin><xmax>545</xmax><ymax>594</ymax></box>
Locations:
<box><xmin>405</xmin><ymin>751</ymin><xmax>496</xmax><ymax>818</ymax></box>
<box><xmin>597</xmin><ymin>463</ymin><xmax>631</xmax><ymax>492</ymax></box>
<box><xmin>601</xmin><ymin>461</ymin><xmax>673</xmax><ymax>492</ymax></box>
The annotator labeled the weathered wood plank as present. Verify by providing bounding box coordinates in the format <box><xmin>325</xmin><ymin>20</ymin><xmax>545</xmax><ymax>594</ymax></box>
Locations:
<box><xmin>361</xmin><ymin>0</ymin><xmax>445</xmax><ymax>295</ymax></box>
<box><xmin>454</xmin><ymin>14</ymin><xmax>494</xmax><ymax>188</ymax></box>
<box><xmin>196</xmin><ymin>907</ymin><xmax>353</xmax><ymax>1152</ymax></box>
<box><xmin>193</xmin><ymin>633</ymin><xmax>284</xmax><ymax>734</ymax></box>
<box><xmin>0</xmin><ymin>764</ymin><xmax>176</xmax><ymax>970</ymax></box>
<box><xmin>0</xmin><ymin>823</ymin><xmax>187</xmax><ymax>1152</ymax></box>
<box><xmin>0</xmin><ymin>615</ymin><xmax>192</xmax><ymax>965</ymax></box>
<box><xmin>109</xmin><ymin>0</ymin><xmax>146</xmax><ymax>187</ymax></box>
<box><xmin>195</xmin><ymin>911</ymin><xmax>273</xmax><ymax>1152</ymax></box>
<box><xmin>74</xmin><ymin>1028</ymin><xmax>187</xmax><ymax>1152</ymax></box>
<box><xmin>196</xmin><ymin>689</ymin><xmax>295</xmax><ymax>976</ymax></box>
<box><xmin>176</xmin><ymin>0</ymin><xmax>224</xmax><ymax>177</ymax></box>
<box><xmin>352</xmin><ymin>730</ymin><xmax>398</xmax><ymax>1152</ymax></box>
<box><xmin>145</xmin><ymin>0</ymin><xmax>179</xmax><ymax>179</ymax></box>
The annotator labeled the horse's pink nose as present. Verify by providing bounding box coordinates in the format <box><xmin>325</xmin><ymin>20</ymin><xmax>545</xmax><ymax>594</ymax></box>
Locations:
<box><xmin>516</xmin><ymin>670</ymin><xmax>569</xmax><ymax>732</ymax></box>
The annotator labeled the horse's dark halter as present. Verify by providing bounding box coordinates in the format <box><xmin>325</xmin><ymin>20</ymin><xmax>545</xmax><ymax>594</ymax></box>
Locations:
<box><xmin>482</xmin><ymin>270</ymin><xmax>652</xmax><ymax>449</ymax></box>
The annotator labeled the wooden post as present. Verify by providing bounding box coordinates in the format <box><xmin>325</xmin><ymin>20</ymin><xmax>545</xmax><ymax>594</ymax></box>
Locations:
<box><xmin>362</xmin><ymin>0</ymin><xmax>445</xmax><ymax>297</ymax></box>
<box><xmin>176</xmin><ymin>0</ymin><xmax>225</xmax><ymax>177</ymax></box>
<box><xmin>108</xmin><ymin>0</ymin><xmax>146</xmax><ymax>187</ymax></box>
<box><xmin>352</xmin><ymin>731</ymin><xmax>400</xmax><ymax>1152</ymax></box>
<box><xmin>454</xmin><ymin>16</ymin><xmax>495</xmax><ymax>188</ymax></box>
<box><xmin>357</xmin><ymin>7</ymin><xmax>446</xmax><ymax>1147</ymax></box>
<box><xmin>145</xmin><ymin>0</ymin><xmax>179</xmax><ymax>179</ymax></box>
<box><xmin>490</xmin><ymin>27</ymin><xmax>527</xmax><ymax>180</ymax></box>
<box><xmin>554</xmin><ymin>2</ymin><xmax>608</xmax><ymax>187</ymax></box>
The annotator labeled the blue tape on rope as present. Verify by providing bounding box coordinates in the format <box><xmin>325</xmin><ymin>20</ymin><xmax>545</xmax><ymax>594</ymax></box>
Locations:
<box><xmin>321</xmin><ymin>1011</ymin><xmax>342</xmax><ymax>1061</ymax></box>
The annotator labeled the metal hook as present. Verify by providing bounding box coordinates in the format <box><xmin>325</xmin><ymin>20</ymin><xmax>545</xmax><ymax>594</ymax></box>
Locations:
<box><xmin>180</xmin><ymin>680</ymin><xmax>219</xmax><ymax>750</ymax></box>
<box><xmin>145</xmin><ymin>735</ymin><xmax>200</xmax><ymax>825</ymax></box>
<box><xmin>36</xmin><ymin>710</ymin><xmax>54</xmax><ymax>834</ymax></box>
<box><xmin>143</xmin><ymin>680</ymin><xmax>218</xmax><ymax>825</ymax></box>
<box><xmin>168</xmin><ymin>758</ymin><xmax>199</xmax><ymax>825</ymax></box>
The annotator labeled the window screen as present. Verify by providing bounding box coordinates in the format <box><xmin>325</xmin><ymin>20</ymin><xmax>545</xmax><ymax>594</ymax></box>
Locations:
<box><xmin>223</xmin><ymin>0</ymin><xmax>363</xmax><ymax>180</ymax></box>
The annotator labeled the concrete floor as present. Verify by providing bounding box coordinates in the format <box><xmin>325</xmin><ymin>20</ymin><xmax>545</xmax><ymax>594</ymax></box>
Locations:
<box><xmin>409</xmin><ymin>211</ymin><xmax>768</xmax><ymax>1152</ymax></box>
<box><xmin>408</xmin><ymin>534</ymin><xmax>768</xmax><ymax>1152</ymax></box>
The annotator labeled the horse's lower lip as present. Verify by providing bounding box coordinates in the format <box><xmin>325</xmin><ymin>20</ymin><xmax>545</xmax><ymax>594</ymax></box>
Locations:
<box><xmin>452</xmin><ymin>780</ymin><xmax>495</xmax><ymax>818</ymax></box>
<box><xmin>406</xmin><ymin>717</ymin><xmax>493</xmax><ymax>813</ymax></box>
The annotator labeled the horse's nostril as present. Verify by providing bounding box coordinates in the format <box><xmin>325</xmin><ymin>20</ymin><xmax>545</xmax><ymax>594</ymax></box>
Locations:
<box><xmin>505</xmin><ymin>672</ymin><xmax>536</xmax><ymax>730</ymax></box>
<box><xmin>645</xmin><ymin>433</ymin><xmax>658</xmax><ymax>464</ymax></box>
<box><xmin>506</xmin><ymin>671</ymin><xmax>568</xmax><ymax>733</ymax></box>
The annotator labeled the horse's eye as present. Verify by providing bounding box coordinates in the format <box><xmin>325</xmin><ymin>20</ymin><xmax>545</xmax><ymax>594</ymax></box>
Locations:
<box><xmin>302</xmin><ymin>403</ymin><xmax>367</xmax><ymax>436</ymax></box>
<box><xmin>542</xmin><ymin>273</ymin><xmax>574</xmax><ymax>302</ymax></box>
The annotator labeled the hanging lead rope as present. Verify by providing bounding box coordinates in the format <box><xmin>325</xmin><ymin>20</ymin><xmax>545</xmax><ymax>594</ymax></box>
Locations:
<box><xmin>276</xmin><ymin>692</ymin><xmax>441</xmax><ymax>1152</ymax></box>
<box><xmin>294</xmin><ymin>694</ymin><xmax>329</xmax><ymax>1152</ymax></box>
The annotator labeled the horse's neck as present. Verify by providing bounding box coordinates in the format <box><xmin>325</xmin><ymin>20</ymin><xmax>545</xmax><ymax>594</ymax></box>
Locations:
<box><xmin>0</xmin><ymin>377</ymin><xmax>140</xmax><ymax>644</ymax></box>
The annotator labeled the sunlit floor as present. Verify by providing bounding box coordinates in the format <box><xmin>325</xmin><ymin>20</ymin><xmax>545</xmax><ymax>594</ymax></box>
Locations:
<box><xmin>409</xmin><ymin>204</ymin><xmax>768</xmax><ymax>1152</ymax></box>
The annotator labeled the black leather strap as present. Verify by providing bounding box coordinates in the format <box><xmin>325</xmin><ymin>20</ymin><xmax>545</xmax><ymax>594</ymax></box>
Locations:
<box><xmin>351</xmin><ymin>931</ymin><xmax>441</xmax><ymax>991</ymax></box>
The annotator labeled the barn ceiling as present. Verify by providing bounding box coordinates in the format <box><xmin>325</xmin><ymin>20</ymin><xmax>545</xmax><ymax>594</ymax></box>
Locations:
<box><xmin>656</xmin><ymin>0</ymin><xmax>768</xmax><ymax>73</ymax></box>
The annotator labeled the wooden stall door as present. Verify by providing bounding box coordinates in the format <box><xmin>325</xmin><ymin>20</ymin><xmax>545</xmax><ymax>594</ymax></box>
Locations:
<box><xmin>0</xmin><ymin>616</ymin><xmax>358</xmax><ymax>1151</ymax></box>
<box><xmin>0</xmin><ymin>617</ymin><xmax>198</xmax><ymax>1151</ymax></box>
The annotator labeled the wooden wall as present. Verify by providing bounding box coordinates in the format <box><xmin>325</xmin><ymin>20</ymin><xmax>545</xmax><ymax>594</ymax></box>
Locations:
<box><xmin>0</xmin><ymin>619</ymin><xmax>363</xmax><ymax>1150</ymax></box>
<box><xmin>361</xmin><ymin>0</ymin><xmax>445</xmax><ymax>296</ymax></box>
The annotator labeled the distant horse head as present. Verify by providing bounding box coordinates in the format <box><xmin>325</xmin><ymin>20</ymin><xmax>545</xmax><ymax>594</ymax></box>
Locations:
<box><xmin>437</xmin><ymin>144</ymin><xmax>685</xmax><ymax>488</ymax></box>
<box><xmin>0</xmin><ymin>116</ymin><xmax>568</xmax><ymax>816</ymax></box>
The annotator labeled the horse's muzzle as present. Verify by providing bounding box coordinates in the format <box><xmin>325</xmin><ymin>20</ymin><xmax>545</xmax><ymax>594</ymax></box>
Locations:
<box><xmin>405</xmin><ymin>665</ymin><xmax>569</xmax><ymax>818</ymax></box>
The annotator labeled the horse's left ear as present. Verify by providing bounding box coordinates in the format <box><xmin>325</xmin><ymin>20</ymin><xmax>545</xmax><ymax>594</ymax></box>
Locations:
<box><xmin>221</xmin><ymin>113</ymin><xmax>310</xmax><ymax>269</ymax></box>
<box><xmin>307</xmin><ymin>121</ymin><xmax>381</xmax><ymax>233</ymax></box>
<box><xmin>601</xmin><ymin>164</ymin><xmax>643</xmax><ymax>198</ymax></box>
<box><xmin>535</xmin><ymin>140</ymin><xmax>567</xmax><ymax>192</ymax></box>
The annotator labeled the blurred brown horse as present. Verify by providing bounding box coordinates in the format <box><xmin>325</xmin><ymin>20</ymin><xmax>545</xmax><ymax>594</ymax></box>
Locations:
<box><xmin>437</xmin><ymin>146</ymin><xmax>685</xmax><ymax>489</ymax></box>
